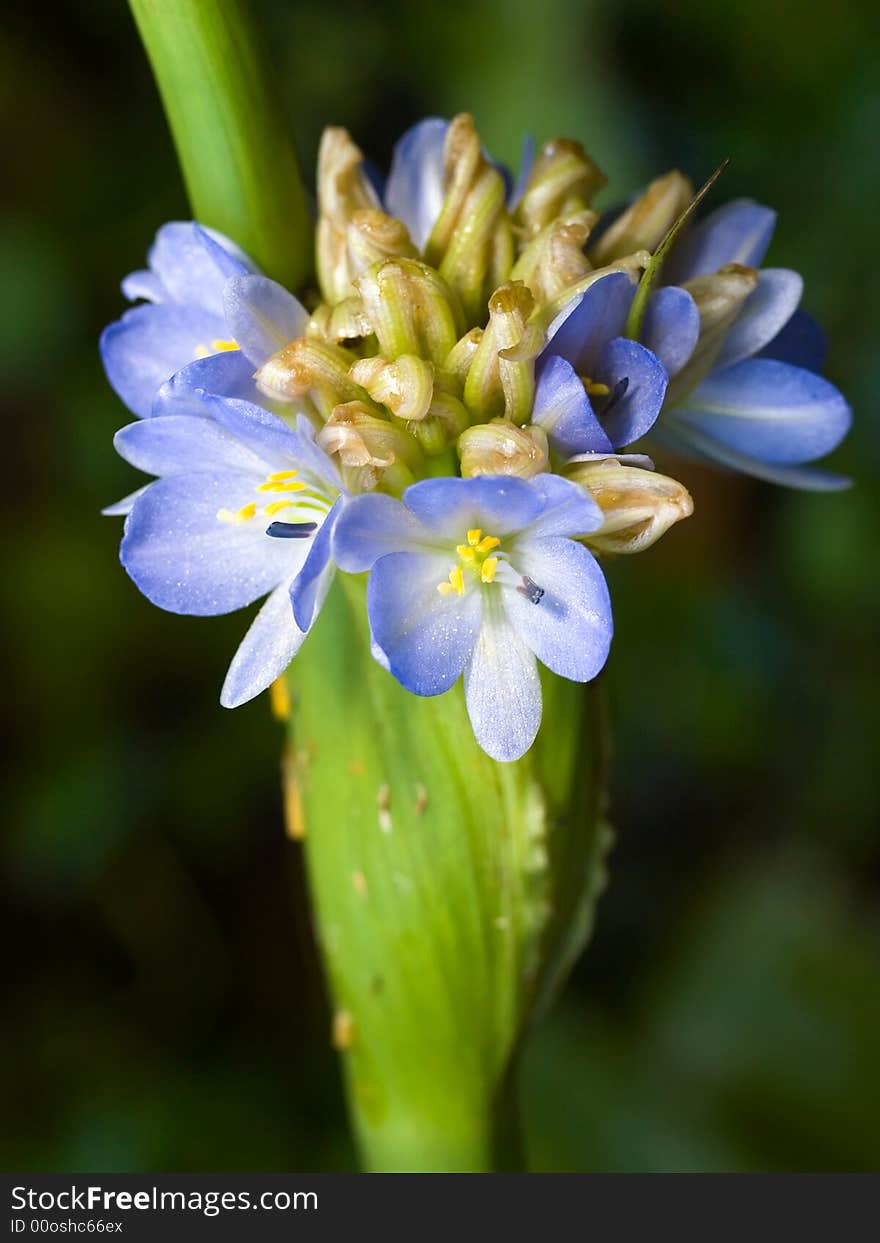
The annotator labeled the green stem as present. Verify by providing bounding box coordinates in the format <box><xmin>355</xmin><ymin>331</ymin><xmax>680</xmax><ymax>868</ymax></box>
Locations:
<box><xmin>128</xmin><ymin>0</ymin><xmax>312</xmax><ymax>289</ymax></box>
<box><xmin>287</xmin><ymin>577</ymin><xmax>610</xmax><ymax>1171</ymax></box>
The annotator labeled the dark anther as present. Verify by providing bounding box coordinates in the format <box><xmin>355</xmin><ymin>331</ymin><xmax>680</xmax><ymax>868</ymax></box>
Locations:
<box><xmin>266</xmin><ymin>521</ymin><xmax>319</xmax><ymax>539</ymax></box>
<box><xmin>517</xmin><ymin>575</ymin><xmax>545</xmax><ymax>605</ymax></box>
<box><xmin>597</xmin><ymin>375</ymin><xmax>629</xmax><ymax>417</ymax></box>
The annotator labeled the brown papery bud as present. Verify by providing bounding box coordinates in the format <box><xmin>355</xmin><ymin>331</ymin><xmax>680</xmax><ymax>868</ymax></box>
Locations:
<box><xmin>346</xmin><ymin>210</ymin><xmax>418</xmax><ymax>281</ymax></box>
<box><xmin>511</xmin><ymin>210</ymin><xmax>597</xmax><ymax>306</ymax></box>
<box><xmin>256</xmin><ymin>338</ymin><xmax>365</xmax><ymax>420</ymax></box>
<box><xmin>514</xmin><ymin>139</ymin><xmax>606</xmax><ymax>241</ymax></box>
<box><xmin>354</xmin><ymin>258</ymin><xmax>463</xmax><ymax>365</ymax></box>
<box><xmin>316</xmin><ymin>128</ymin><xmax>382</xmax><ymax>305</ymax></box>
<box><xmin>317</xmin><ymin>401</ymin><xmax>423</xmax><ymax>494</ymax></box>
<box><xmin>463</xmin><ymin>281</ymin><xmax>538</xmax><ymax>424</ymax></box>
<box><xmin>349</xmin><ymin>354</ymin><xmax>435</xmax><ymax>422</ymax></box>
<box><xmin>589</xmin><ymin>171</ymin><xmax>693</xmax><ymax>266</ymax></box>
<box><xmin>665</xmin><ymin>263</ymin><xmax>759</xmax><ymax>405</ymax></box>
<box><xmin>458</xmin><ymin>420</ymin><xmax>549</xmax><ymax>479</ymax></box>
<box><xmin>565</xmin><ymin>459</ymin><xmax>693</xmax><ymax>555</ymax></box>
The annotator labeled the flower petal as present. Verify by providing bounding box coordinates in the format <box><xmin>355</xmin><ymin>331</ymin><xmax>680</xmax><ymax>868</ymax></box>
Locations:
<box><xmin>152</xmin><ymin>350</ymin><xmax>267</xmax><ymax>417</ymax></box>
<box><xmin>463</xmin><ymin>597</ymin><xmax>542</xmax><ymax>762</ymax></box>
<box><xmin>503</xmin><ymin>536</ymin><xmax>612</xmax><ymax>682</ymax></box>
<box><xmin>222</xmin><ymin>275</ymin><xmax>309</xmax><ymax>367</ymax></box>
<box><xmin>220</xmin><ymin>579</ymin><xmax>306</xmax><ymax>709</ymax></box>
<box><xmin>384</xmin><ymin>117</ymin><xmax>449</xmax><ymax>251</ymax></box>
<box><xmin>655</xmin><ymin>419</ymin><xmax>851</xmax><ymax>491</ymax></box>
<box><xmin>114</xmin><ymin>415</ymin><xmax>273</xmax><ymax>479</ymax></box>
<box><xmin>507</xmin><ymin>132</ymin><xmax>535</xmax><ymax>210</ymax></box>
<box><xmin>597</xmin><ymin>337</ymin><xmax>668</xmax><ymax>448</ymax></box>
<box><xmin>290</xmin><ymin>498</ymin><xmax>342</xmax><ymax>632</ymax></box>
<box><xmin>664</xmin><ymin>198</ymin><xmax>776</xmax><ymax>282</ymax></box>
<box><xmin>121</xmin><ymin>269</ymin><xmax>165</xmax><ymax>303</ymax></box>
<box><xmin>641</xmin><ymin>286</ymin><xmax>700</xmax><ymax>376</ymax></box>
<box><xmin>544</xmin><ymin>272</ymin><xmax>636</xmax><ymax>374</ymax></box>
<box><xmin>100</xmin><ymin>303</ymin><xmax>226</xmax><ymax>418</ymax></box>
<box><xmin>367</xmin><ymin>551</ymin><xmax>482</xmax><ymax>696</ymax></box>
<box><xmin>102</xmin><ymin>485</ymin><xmax>151</xmax><ymax>517</ymax></box>
<box><xmin>204</xmin><ymin>399</ymin><xmax>341</xmax><ymax>491</ymax></box>
<box><xmin>403</xmin><ymin>476</ymin><xmax>545</xmax><ymax>541</ymax></box>
<box><xmin>332</xmin><ymin>492</ymin><xmax>435</xmax><ymax>572</ymax></box>
<box><xmin>523</xmin><ymin>474</ymin><xmax>604</xmax><ymax>539</ymax></box>
<box><xmin>757</xmin><ymin>308</ymin><xmax>826</xmax><ymax>373</ymax></box>
<box><xmin>121</xmin><ymin>471</ymin><xmax>302</xmax><ymax>615</ymax></box>
<box><xmin>532</xmin><ymin>354</ymin><xmax>613</xmax><ymax>456</ymax></box>
<box><xmin>715</xmin><ymin>269</ymin><xmax>803</xmax><ymax>369</ymax></box>
<box><xmin>147</xmin><ymin>222</ymin><xmax>252</xmax><ymax>310</ymax></box>
<box><xmin>672</xmin><ymin>358</ymin><xmax>851</xmax><ymax>464</ymax></box>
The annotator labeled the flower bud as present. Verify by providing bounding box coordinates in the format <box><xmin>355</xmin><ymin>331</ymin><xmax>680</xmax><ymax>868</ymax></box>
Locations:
<box><xmin>355</xmin><ymin>258</ymin><xmax>463</xmax><ymax>365</ymax></box>
<box><xmin>345</xmin><ymin>209</ymin><xmax>418</xmax><ymax>280</ymax></box>
<box><xmin>589</xmin><ymin>171</ymin><xmax>693</xmax><ymax>265</ymax></box>
<box><xmin>444</xmin><ymin>328</ymin><xmax>484</xmax><ymax>385</ymax></box>
<box><xmin>317</xmin><ymin>401</ymin><xmax>423</xmax><ymax>493</ymax></box>
<box><xmin>255</xmin><ymin>337</ymin><xmax>364</xmax><ymax>419</ymax></box>
<box><xmin>565</xmin><ymin>458</ymin><xmax>693</xmax><ymax>554</ymax></box>
<box><xmin>514</xmin><ymin>138</ymin><xmax>606</xmax><ymax>240</ymax></box>
<box><xmin>665</xmin><ymin>263</ymin><xmax>759</xmax><ymax>405</ymax></box>
<box><xmin>409</xmin><ymin>389</ymin><xmax>470</xmax><ymax>455</ymax></box>
<box><xmin>537</xmin><ymin>251</ymin><xmax>652</xmax><ymax>328</ymax></box>
<box><xmin>463</xmin><ymin>281</ymin><xmax>539</xmax><ymax>423</ymax></box>
<box><xmin>316</xmin><ymin>128</ymin><xmax>382</xmax><ymax>305</ymax></box>
<box><xmin>511</xmin><ymin>210</ymin><xmax>597</xmax><ymax>307</ymax></box>
<box><xmin>423</xmin><ymin>113</ymin><xmax>513</xmax><ymax>323</ymax></box>
<box><xmin>458</xmin><ymin>419</ymin><xmax>549</xmax><ymax>479</ymax></box>
<box><xmin>349</xmin><ymin>354</ymin><xmax>435</xmax><ymax>422</ymax></box>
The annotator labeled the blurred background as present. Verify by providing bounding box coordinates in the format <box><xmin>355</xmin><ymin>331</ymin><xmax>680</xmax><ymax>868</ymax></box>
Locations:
<box><xmin>2</xmin><ymin>0</ymin><xmax>878</xmax><ymax>1172</ymax></box>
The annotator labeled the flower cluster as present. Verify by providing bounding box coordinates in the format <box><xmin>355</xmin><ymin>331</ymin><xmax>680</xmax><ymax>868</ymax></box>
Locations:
<box><xmin>102</xmin><ymin>115</ymin><xmax>851</xmax><ymax>761</ymax></box>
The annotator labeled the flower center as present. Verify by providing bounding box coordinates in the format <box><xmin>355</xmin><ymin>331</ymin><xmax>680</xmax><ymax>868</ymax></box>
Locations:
<box><xmin>217</xmin><ymin>469</ymin><xmax>331</xmax><ymax>538</ymax></box>
<box><xmin>437</xmin><ymin>527</ymin><xmax>501</xmax><ymax>596</ymax></box>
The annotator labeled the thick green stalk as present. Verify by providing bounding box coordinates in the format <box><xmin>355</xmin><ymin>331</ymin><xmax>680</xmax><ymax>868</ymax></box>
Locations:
<box><xmin>287</xmin><ymin>578</ymin><xmax>610</xmax><ymax>1171</ymax></box>
<box><xmin>128</xmin><ymin>0</ymin><xmax>311</xmax><ymax>289</ymax></box>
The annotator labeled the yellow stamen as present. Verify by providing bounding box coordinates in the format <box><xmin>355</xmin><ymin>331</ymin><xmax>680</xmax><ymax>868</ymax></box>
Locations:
<box><xmin>264</xmin><ymin>499</ymin><xmax>296</xmax><ymax>516</ymax></box>
<box><xmin>270</xmin><ymin>675</ymin><xmax>291</xmax><ymax>722</ymax></box>
<box><xmin>257</xmin><ymin>480</ymin><xmax>307</xmax><ymax>493</ymax></box>
<box><xmin>481</xmin><ymin>556</ymin><xmax>499</xmax><ymax>584</ymax></box>
<box><xmin>467</xmin><ymin>528</ymin><xmax>483</xmax><ymax>546</ymax></box>
<box><xmin>456</xmin><ymin>544</ymin><xmax>478</xmax><ymax>564</ymax></box>
<box><xmin>193</xmin><ymin>344</ymin><xmax>211</xmax><ymax>360</ymax></box>
<box><xmin>448</xmin><ymin>565</ymin><xmax>465</xmax><ymax>596</ymax></box>
<box><xmin>437</xmin><ymin>582</ymin><xmax>455</xmax><ymax>596</ymax></box>
<box><xmin>210</xmin><ymin>338</ymin><xmax>239</xmax><ymax>352</ymax></box>
<box><xmin>581</xmin><ymin>376</ymin><xmax>611</xmax><ymax>398</ymax></box>
<box><xmin>217</xmin><ymin>502</ymin><xmax>257</xmax><ymax>523</ymax></box>
<box><xmin>476</xmin><ymin>535</ymin><xmax>500</xmax><ymax>554</ymax></box>
<box><xmin>267</xmin><ymin>470</ymin><xmax>299</xmax><ymax>481</ymax></box>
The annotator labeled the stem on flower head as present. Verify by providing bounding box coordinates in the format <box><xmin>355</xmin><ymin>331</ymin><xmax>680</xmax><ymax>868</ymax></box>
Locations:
<box><xmin>128</xmin><ymin>0</ymin><xmax>312</xmax><ymax>289</ymax></box>
<box><xmin>625</xmin><ymin>157</ymin><xmax>730</xmax><ymax>343</ymax></box>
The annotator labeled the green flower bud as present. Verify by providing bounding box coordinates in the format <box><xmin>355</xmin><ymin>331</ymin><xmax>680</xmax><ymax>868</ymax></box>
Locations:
<box><xmin>463</xmin><ymin>281</ymin><xmax>540</xmax><ymax>423</ymax></box>
<box><xmin>589</xmin><ymin>171</ymin><xmax>693</xmax><ymax>265</ymax></box>
<box><xmin>349</xmin><ymin>354</ymin><xmax>436</xmax><ymax>422</ymax></box>
<box><xmin>255</xmin><ymin>337</ymin><xmax>365</xmax><ymax>419</ymax></box>
<box><xmin>565</xmin><ymin>458</ymin><xmax>693</xmax><ymax>555</ymax></box>
<box><xmin>458</xmin><ymin>419</ymin><xmax>549</xmax><ymax>479</ymax></box>
<box><xmin>665</xmin><ymin>262</ymin><xmax>759</xmax><ymax>405</ymax></box>
<box><xmin>511</xmin><ymin>210</ymin><xmax>597</xmax><ymax>307</ymax></box>
<box><xmin>514</xmin><ymin>138</ymin><xmax>606</xmax><ymax>240</ymax></box>
<box><xmin>355</xmin><ymin>258</ymin><xmax>463</xmax><ymax>365</ymax></box>
<box><xmin>409</xmin><ymin>387</ymin><xmax>470</xmax><ymax>455</ymax></box>
<box><xmin>316</xmin><ymin>127</ymin><xmax>382</xmax><ymax>304</ymax></box>
<box><xmin>317</xmin><ymin>400</ymin><xmax>423</xmax><ymax>493</ymax></box>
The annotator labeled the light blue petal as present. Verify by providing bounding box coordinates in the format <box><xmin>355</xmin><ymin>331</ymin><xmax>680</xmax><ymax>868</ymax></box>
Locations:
<box><xmin>715</xmin><ymin>269</ymin><xmax>803</xmax><ymax>369</ymax></box>
<box><xmin>672</xmin><ymin>358</ymin><xmax>851</xmax><ymax>464</ymax></box>
<box><xmin>664</xmin><ymin>198</ymin><xmax>776</xmax><ymax>282</ymax></box>
<box><xmin>641</xmin><ymin>286</ymin><xmax>700</xmax><ymax>376</ymax></box>
<box><xmin>384</xmin><ymin>118</ymin><xmax>449</xmax><ymax>251</ymax></box>
<box><xmin>655</xmin><ymin>420</ymin><xmax>851</xmax><ymax>491</ymax></box>
<box><xmin>757</xmin><ymin>308</ymin><xmax>826</xmax><ymax>373</ymax></box>
<box><xmin>532</xmin><ymin>354</ymin><xmax>613</xmax><ymax>456</ymax></box>
<box><xmin>544</xmin><ymin>272</ymin><xmax>636</xmax><ymax>374</ymax></box>
<box><xmin>152</xmin><ymin>349</ymin><xmax>267</xmax><ymax>417</ymax></box>
<box><xmin>403</xmin><ymin>476</ymin><xmax>545</xmax><ymax>540</ymax></box>
<box><xmin>503</xmin><ymin>536</ymin><xmax>612</xmax><ymax>682</ymax></box>
<box><xmin>121</xmin><ymin>269</ymin><xmax>165</xmax><ymax>303</ymax></box>
<box><xmin>114</xmin><ymin>415</ymin><xmax>272</xmax><ymax>479</ymax></box>
<box><xmin>597</xmin><ymin>337</ymin><xmax>667</xmax><ymax>448</ymax></box>
<box><xmin>121</xmin><ymin>471</ymin><xmax>304</xmax><ymax>615</ymax></box>
<box><xmin>221</xmin><ymin>579</ymin><xmax>306</xmax><ymax>709</ymax></box>
<box><xmin>508</xmin><ymin>133</ymin><xmax>535</xmax><ymax>210</ymax></box>
<box><xmin>332</xmin><ymin>492</ymin><xmax>435</xmax><ymax>572</ymax></box>
<box><xmin>100</xmin><ymin>303</ymin><xmax>227</xmax><ymax>418</ymax></box>
<box><xmin>147</xmin><ymin>221</ymin><xmax>251</xmax><ymax>311</ymax></box>
<box><xmin>222</xmin><ymin>275</ymin><xmax>309</xmax><ymax>367</ymax></box>
<box><xmin>522</xmin><ymin>474</ymin><xmax>604</xmax><ymax>539</ymax></box>
<box><xmin>367</xmin><ymin>551</ymin><xmax>482</xmax><ymax>696</ymax></box>
<box><xmin>102</xmin><ymin>485</ymin><xmax>151</xmax><ymax>517</ymax></box>
<box><xmin>203</xmin><ymin>398</ymin><xmax>342</xmax><ymax>491</ymax></box>
<box><xmin>290</xmin><ymin>498</ymin><xmax>342</xmax><ymax>632</ymax></box>
<box><xmin>463</xmin><ymin>597</ymin><xmax>542</xmax><ymax>762</ymax></box>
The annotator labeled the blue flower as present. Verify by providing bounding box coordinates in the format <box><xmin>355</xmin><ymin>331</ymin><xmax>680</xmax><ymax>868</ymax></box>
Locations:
<box><xmin>334</xmin><ymin>474</ymin><xmax>612</xmax><ymax>761</ymax></box>
<box><xmin>114</xmin><ymin>396</ymin><xmax>344</xmax><ymax>707</ymax></box>
<box><xmin>100</xmin><ymin>222</ymin><xmax>260</xmax><ymax>418</ymax></box>
<box><xmin>658</xmin><ymin>199</ymin><xmax>852</xmax><ymax>489</ymax></box>
<box><xmin>532</xmin><ymin>272</ymin><xmax>679</xmax><ymax>458</ymax></box>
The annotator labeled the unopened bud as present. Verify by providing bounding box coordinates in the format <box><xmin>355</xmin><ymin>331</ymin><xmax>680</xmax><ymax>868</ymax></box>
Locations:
<box><xmin>316</xmin><ymin>128</ymin><xmax>382</xmax><ymax>304</ymax></box>
<box><xmin>590</xmin><ymin>171</ymin><xmax>693</xmax><ymax>266</ymax></box>
<box><xmin>317</xmin><ymin>401</ymin><xmax>423</xmax><ymax>493</ymax></box>
<box><xmin>514</xmin><ymin>139</ymin><xmax>606</xmax><ymax>240</ymax></box>
<box><xmin>355</xmin><ymin>258</ymin><xmax>463</xmax><ymax>365</ymax></box>
<box><xmin>444</xmin><ymin>328</ymin><xmax>484</xmax><ymax>385</ymax></box>
<box><xmin>565</xmin><ymin>459</ymin><xmax>693</xmax><ymax>554</ymax></box>
<box><xmin>666</xmin><ymin>263</ymin><xmax>759</xmax><ymax>405</ymax></box>
<box><xmin>458</xmin><ymin>419</ymin><xmax>549</xmax><ymax>479</ymax></box>
<box><xmin>538</xmin><ymin>251</ymin><xmax>652</xmax><ymax>329</ymax></box>
<box><xmin>511</xmin><ymin>210</ymin><xmax>597</xmax><ymax>306</ymax></box>
<box><xmin>256</xmin><ymin>337</ymin><xmax>363</xmax><ymax>419</ymax></box>
<box><xmin>464</xmin><ymin>281</ymin><xmax>539</xmax><ymax>423</ymax></box>
<box><xmin>346</xmin><ymin>209</ymin><xmax>417</xmax><ymax>280</ymax></box>
<box><xmin>409</xmin><ymin>389</ymin><xmax>470</xmax><ymax>455</ymax></box>
<box><xmin>349</xmin><ymin>354</ymin><xmax>435</xmax><ymax>422</ymax></box>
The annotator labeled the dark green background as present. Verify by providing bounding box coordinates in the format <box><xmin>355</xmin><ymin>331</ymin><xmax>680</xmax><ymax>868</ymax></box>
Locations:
<box><xmin>2</xmin><ymin>0</ymin><xmax>877</xmax><ymax>1171</ymax></box>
